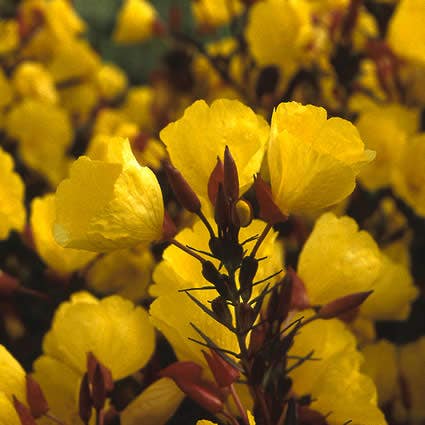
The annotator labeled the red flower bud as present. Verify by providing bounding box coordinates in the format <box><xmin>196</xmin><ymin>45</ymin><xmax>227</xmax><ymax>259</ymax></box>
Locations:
<box><xmin>13</xmin><ymin>396</ymin><xmax>37</xmax><ymax>425</ymax></box>
<box><xmin>78</xmin><ymin>373</ymin><xmax>92</xmax><ymax>424</ymax></box>
<box><xmin>254</xmin><ymin>175</ymin><xmax>287</xmax><ymax>224</ymax></box>
<box><xmin>318</xmin><ymin>291</ymin><xmax>373</xmax><ymax>319</ymax></box>
<box><xmin>208</xmin><ymin>157</ymin><xmax>224</xmax><ymax>205</ymax></box>
<box><xmin>25</xmin><ymin>376</ymin><xmax>48</xmax><ymax>418</ymax></box>
<box><xmin>223</xmin><ymin>146</ymin><xmax>239</xmax><ymax>202</ymax></box>
<box><xmin>203</xmin><ymin>349</ymin><xmax>240</xmax><ymax>387</ymax></box>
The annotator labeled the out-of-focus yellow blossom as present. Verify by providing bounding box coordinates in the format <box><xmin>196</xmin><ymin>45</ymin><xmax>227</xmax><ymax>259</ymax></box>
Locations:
<box><xmin>297</xmin><ymin>213</ymin><xmax>382</xmax><ymax>305</ymax></box>
<box><xmin>350</xmin><ymin>316</ymin><xmax>376</xmax><ymax>344</ymax></box>
<box><xmin>360</xmin><ymin>254</ymin><xmax>418</xmax><ymax>321</ymax></box>
<box><xmin>392</xmin><ymin>134</ymin><xmax>425</xmax><ymax>217</ymax></box>
<box><xmin>95</xmin><ymin>63</ymin><xmax>128</xmax><ymax>101</ymax></box>
<box><xmin>86</xmin><ymin>246</ymin><xmax>154</xmax><ymax>300</ymax></box>
<box><xmin>356</xmin><ymin>104</ymin><xmax>418</xmax><ymax>190</ymax></box>
<box><xmin>0</xmin><ymin>345</ymin><xmax>26</xmax><ymax>425</ymax></box>
<box><xmin>268</xmin><ymin>102</ymin><xmax>375</xmax><ymax>216</ymax></box>
<box><xmin>121</xmin><ymin>378</ymin><xmax>185</xmax><ymax>425</ymax></box>
<box><xmin>30</xmin><ymin>194</ymin><xmax>96</xmax><ymax>276</ymax></box>
<box><xmin>41</xmin><ymin>291</ymin><xmax>155</xmax><ymax>379</ymax></box>
<box><xmin>289</xmin><ymin>313</ymin><xmax>387</xmax><ymax>425</ymax></box>
<box><xmin>160</xmin><ymin>99</ymin><xmax>269</xmax><ymax>203</ymax></box>
<box><xmin>352</xmin><ymin>8</ymin><xmax>379</xmax><ymax>52</ymax></box>
<box><xmin>92</xmin><ymin>109</ymin><xmax>135</xmax><ymax>137</ymax></box>
<box><xmin>120</xmin><ymin>86</ymin><xmax>154</xmax><ymax>130</ymax></box>
<box><xmin>33</xmin><ymin>291</ymin><xmax>155</xmax><ymax>424</ymax></box>
<box><xmin>12</xmin><ymin>62</ymin><xmax>58</xmax><ymax>104</ymax></box>
<box><xmin>0</xmin><ymin>69</ymin><xmax>13</xmax><ymax>112</ymax></box>
<box><xmin>48</xmin><ymin>39</ymin><xmax>100</xmax><ymax>83</ymax></box>
<box><xmin>361</xmin><ymin>340</ymin><xmax>398</xmax><ymax>406</ymax></box>
<box><xmin>54</xmin><ymin>137</ymin><xmax>164</xmax><ymax>252</ymax></box>
<box><xmin>0</xmin><ymin>19</ymin><xmax>19</xmax><ymax>55</ymax></box>
<box><xmin>388</xmin><ymin>0</ymin><xmax>425</xmax><ymax>65</ymax></box>
<box><xmin>394</xmin><ymin>337</ymin><xmax>425</xmax><ymax>423</ymax></box>
<box><xmin>0</xmin><ymin>148</ymin><xmax>26</xmax><ymax>240</ymax></box>
<box><xmin>150</xmin><ymin>218</ymin><xmax>283</xmax><ymax>366</ymax></box>
<box><xmin>192</xmin><ymin>0</ymin><xmax>244</xmax><ymax>29</ymax></box>
<box><xmin>5</xmin><ymin>99</ymin><xmax>72</xmax><ymax>185</ymax></box>
<box><xmin>113</xmin><ymin>0</ymin><xmax>158</xmax><ymax>44</ymax></box>
<box><xmin>245</xmin><ymin>0</ymin><xmax>312</xmax><ymax>83</ymax></box>
<box><xmin>59</xmin><ymin>81</ymin><xmax>99</xmax><ymax>125</ymax></box>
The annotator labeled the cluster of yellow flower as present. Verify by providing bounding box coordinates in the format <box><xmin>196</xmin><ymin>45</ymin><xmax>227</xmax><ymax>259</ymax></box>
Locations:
<box><xmin>1</xmin><ymin>1</ymin><xmax>425</xmax><ymax>425</ymax></box>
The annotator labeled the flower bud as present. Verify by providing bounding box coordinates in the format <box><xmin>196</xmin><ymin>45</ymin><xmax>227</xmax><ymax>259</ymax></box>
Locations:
<box><xmin>13</xmin><ymin>396</ymin><xmax>37</xmax><ymax>425</ymax></box>
<box><xmin>239</xmin><ymin>256</ymin><xmax>258</xmax><ymax>302</ymax></box>
<box><xmin>223</xmin><ymin>146</ymin><xmax>239</xmax><ymax>202</ymax></box>
<box><xmin>164</xmin><ymin>161</ymin><xmax>201</xmax><ymax>213</ymax></box>
<box><xmin>318</xmin><ymin>291</ymin><xmax>373</xmax><ymax>319</ymax></box>
<box><xmin>25</xmin><ymin>375</ymin><xmax>48</xmax><ymax>418</ymax></box>
<box><xmin>208</xmin><ymin>157</ymin><xmax>224</xmax><ymax>205</ymax></box>
<box><xmin>203</xmin><ymin>349</ymin><xmax>240</xmax><ymax>387</ymax></box>
<box><xmin>254</xmin><ymin>175</ymin><xmax>287</xmax><ymax>224</ymax></box>
<box><xmin>79</xmin><ymin>373</ymin><xmax>92</xmax><ymax>424</ymax></box>
<box><xmin>211</xmin><ymin>296</ymin><xmax>233</xmax><ymax>328</ymax></box>
<box><xmin>233</xmin><ymin>199</ymin><xmax>253</xmax><ymax>228</ymax></box>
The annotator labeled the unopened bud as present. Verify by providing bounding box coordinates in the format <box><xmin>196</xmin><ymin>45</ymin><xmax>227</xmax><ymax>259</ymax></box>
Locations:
<box><xmin>254</xmin><ymin>175</ymin><xmax>287</xmax><ymax>224</ymax></box>
<box><xmin>203</xmin><ymin>349</ymin><xmax>240</xmax><ymax>387</ymax></box>
<box><xmin>162</xmin><ymin>212</ymin><xmax>177</xmax><ymax>240</ymax></box>
<box><xmin>267</xmin><ymin>273</ymin><xmax>292</xmax><ymax>324</ymax></box>
<box><xmin>202</xmin><ymin>261</ymin><xmax>229</xmax><ymax>299</ymax></box>
<box><xmin>239</xmin><ymin>256</ymin><xmax>258</xmax><ymax>302</ymax></box>
<box><xmin>237</xmin><ymin>303</ymin><xmax>257</xmax><ymax>334</ymax></box>
<box><xmin>208</xmin><ymin>157</ymin><xmax>224</xmax><ymax>205</ymax></box>
<box><xmin>214</xmin><ymin>184</ymin><xmax>230</xmax><ymax>230</ymax></box>
<box><xmin>26</xmin><ymin>376</ymin><xmax>48</xmax><ymax>418</ymax></box>
<box><xmin>160</xmin><ymin>361</ymin><xmax>203</xmax><ymax>383</ymax></box>
<box><xmin>211</xmin><ymin>297</ymin><xmax>232</xmax><ymax>327</ymax></box>
<box><xmin>248</xmin><ymin>322</ymin><xmax>268</xmax><ymax>356</ymax></box>
<box><xmin>164</xmin><ymin>161</ymin><xmax>201</xmax><ymax>213</ymax></box>
<box><xmin>13</xmin><ymin>396</ymin><xmax>37</xmax><ymax>425</ymax></box>
<box><xmin>79</xmin><ymin>373</ymin><xmax>92</xmax><ymax>424</ymax></box>
<box><xmin>223</xmin><ymin>146</ymin><xmax>239</xmax><ymax>202</ymax></box>
<box><xmin>184</xmin><ymin>381</ymin><xmax>224</xmax><ymax>414</ymax></box>
<box><xmin>318</xmin><ymin>291</ymin><xmax>373</xmax><ymax>320</ymax></box>
<box><xmin>289</xmin><ymin>269</ymin><xmax>310</xmax><ymax>310</ymax></box>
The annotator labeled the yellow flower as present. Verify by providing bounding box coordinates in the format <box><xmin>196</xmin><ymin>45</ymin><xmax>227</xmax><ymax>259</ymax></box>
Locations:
<box><xmin>0</xmin><ymin>148</ymin><xmax>26</xmax><ymax>240</ymax></box>
<box><xmin>289</xmin><ymin>313</ymin><xmax>387</xmax><ymax>425</ymax></box>
<box><xmin>388</xmin><ymin>0</ymin><xmax>425</xmax><ymax>65</ymax></box>
<box><xmin>0</xmin><ymin>345</ymin><xmax>26</xmax><ymax>425</ymax></box>
<box><xmin>113</xmin><ymin>0</ymin><xmax>158</xmax><ymax>44</ymax></box>
<box><xmin>5</xmin><ymin>99</ymin><xmax>72</xmax><ymax>185</ymax></box>
<box><xmin>298</xmin><ymin>212</ymin><xmax>382</xmax><ymax>305</ymax></box>
<box><xmin>268</xmin><ymin>102</ymin><xmax>375</xmax><ymax>215</ymax></box>
<box><xmin>54</xmin><ymin>137</ymin><xmax>164</xmax><ymax>252</ymax></box>
<box><xmin>86</xmin><ymin>245</ymin><xmax>154</xmax><ymax>301</ymax></box>
<box><xmin>12</xmin><ymin>62</ymin><xmax>58</xmax><ymax>104</ymax></box>
<box><xmin>95</xmin><ymin>63</ymin><xmax>128</xmax><ymax>101</ymax></box>
<box><xmin>33</xmin><ymin>291</ymin><xmax>155</xmax><ymax>423</ymax></box>
<box><xmin>30</xmin><ymin>194</ymin><xmax>96</xmax><ymax>276</ymax></box>
<box><xmin>245</xmin><ymin>0</ymin><xmax>312</xmax><ymax>82</ymax></box>
<box><xmin>392</xmin><ymin>133</ymin><xmax>425</xmax><ymax>217</ymax></box>
<box><xmin>360</xmin><ymin>254</ymin><xmax>418</xmax><ymax>321</ymax></box>
<box><xmin>0</xmin><ymin>19</ymin><xmax>19</xmax><ymax>56</ymax></box>
<box><xmin>361</xmin><ymin>340</ymin><xmax>398</xmax><ymax>405</ymax></box>
<box><xmin>357</xmin><ymin>104</ymin><xmax>419</xmax><ymax>191</ymax></box>
<box><xmin>160</xmin><ymin>99</ymin><xmax>269</xmax><ymax>204</ymax></box>
<box><xmin>192</xmin><ymin>0</ymin><xmax>244</xmax><ymax>29</ymax></box>
<box><xmin>119</xmin><ymin>86</ymin><xmax>154</xmax><ymax>130</ymax></box>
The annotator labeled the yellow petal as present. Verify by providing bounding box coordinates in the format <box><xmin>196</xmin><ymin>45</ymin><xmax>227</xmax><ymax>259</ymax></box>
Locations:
<box><xmin>31</xmin><ymin>194</ymin><xmax>96</xmax><ymax>275</ymax></box>
<box><xmin>121</xmin><ymin>378</ymin><xmax>185</xmax><ymax>425</ymax></box>
<box><xmin>0</xmin><ymin>345</ymin><xmax>26</xmax><ymax>402</ymax></box>
<box><xmin>0</xmin><ymin>393</ymin><xmax>21</xmax><ymax>425</ymax></box>
<box><xmin>160</xmin><ymin>99</ymin><xmax>269</xmax><ymax>203</ymax></box>
<box><xmin>0</xmin><ymin>148</ymin><xmax>26</xmax><ymax>239</ymax></box>
<box><xmin>298</xmin><ymin>213</ymin><xmax>382</xmax><ymax>305</ymax></box>
<box><xmin>54</xmin><ymin>138</ymin><xmax>164</xmax><ymax>252</ymax></box>
<box><xmin>43</xmin><ymin>292</ymin><xmax>155</xmax><ymax>380</ymax></box>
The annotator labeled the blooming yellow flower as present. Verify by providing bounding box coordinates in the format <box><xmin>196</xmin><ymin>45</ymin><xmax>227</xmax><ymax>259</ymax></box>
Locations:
<box><xmin>0</xmin><ymin>19</ymin><xmax>19</xmax><ymax>55</ymax></box>
<box><xmin>0</xmin><ymin>148</ymin><xmax>26</xmax><ymax>240</ymax></box>
<box><xmin>5</xmin><ymin>99</ymin><xmax>72</xmax><ymax>185</ymax></box>
<box><xmin>54</xmin><ymin>137</ymin><xmax>164</xmax><ymax>252</ymax></box>
<box><xmin>268</xmin><ymin>102</ymin><xmax>375</xmax><ymax>215</ymax></box>
<box><xmin>119</xmin><ymin>86</ymin><xmax>154</xmax><ymax>130</ymax></box>
<box><xmin>113</xmin><ymin>0</ymin><xmax>158</xmax><ymax>44</ymax></box>
<box><xmin>30</xmin><ymin>194</ymin><xmax>96</xmax><ymax>276</ymax></box>
<box><xmin>356</xmin><ymin>104</ymin><xmax>419</xmax><ymax>190</ymax></box>
<box><xmin>245</xmin><ymin>0</ymin><xmax>312</xmax><ymax>82</ymax></box>
<box><xmin>160</xmin><ymin>99</ymin><xmax>269</xmax><ymax>204</ymax></box>
<box><xmin>297</xmin><ymin>213</ymin><xmax>382</xmax><ymax>305</ymax></box>
<box><xmin>33</xmin><ymin>291</ymin><xmax>155</xmax><ymax>423</ymax></box>
<box><xmin>0</xmin><ymin>345</ymin><xmax>26</xmax><ymax>425</ymax></box>
<box><xmin>388</xmin><ymin>0</ymin><xmax>425</xmax><ymax>65</ymax></box>
<box><xmin>12</xmin><ymin>62</ymin><xmax>58</xmax><ymax>104</ymax></box>
<box><xmin>392</xmin><ymin>133</ymin><xmax>425</xmax><ymax>217</ymax></box>
<box><xmin>289</xmin><ymin>313</ymin><xmax>387</xmax><ymax>425</ymax></box>
<box><xmin>95</xmin><ymin>63</ymin><xmax>128</xmax><ymax>101</ymax></box>
<box><xmin>86</xmin><ymin>245</ymin><xmax>154</xmax><ymax>301</ymax></box>
<box><xmin>192</xmin><ymin>0</ymin><xmax>244</xmax><ymax>29</ymax></box>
